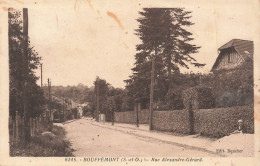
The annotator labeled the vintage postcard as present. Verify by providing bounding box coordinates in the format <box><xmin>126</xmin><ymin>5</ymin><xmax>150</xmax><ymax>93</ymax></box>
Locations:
<box><xmin>0</xmin><ymin>0</ymin><xmax>259</xmax><ymax>165</ymax></box>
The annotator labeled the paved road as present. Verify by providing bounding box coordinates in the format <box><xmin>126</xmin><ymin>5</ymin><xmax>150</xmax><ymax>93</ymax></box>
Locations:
<box><xmin>62</xmin><ymin>118</ymin><xmax>217</xmax><ymax>157</ymax></box>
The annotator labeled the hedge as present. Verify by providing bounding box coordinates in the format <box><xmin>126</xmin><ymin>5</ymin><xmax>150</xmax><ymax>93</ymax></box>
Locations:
<box><xmin>114</xmin><ymin>109</ymin><xmax>149</xmax><ymax>124</ymax></box>
<box><xmin>138</xmin><ymin>109</ymin><xmax>149</xmax><ymax>124</ymax></box>
<box><xmin>182</xmin><ymin>86</ymin><xmax>214</xmax><ymax>110</ymax></box>
<box><xmin>194</xmin><ymin>105</ymin><xmax>254</xmax><ymax>137</ymax></box>
<box><xmin>152</xmin><ymin>110</ymin><xmax>191</xmax><ymax>134</ymax></box>
<box><xmin>114</xmin><ymin>106</ymin><xmax>254</xmax><ymax>138</ymax></box>
<box><xmin>114</xmin><ymin>111</ymin><xmax>135</xmax><ymax>123</ymax></box>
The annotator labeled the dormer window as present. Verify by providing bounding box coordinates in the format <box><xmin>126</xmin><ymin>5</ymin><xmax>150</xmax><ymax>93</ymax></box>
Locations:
<box><xmin>211</xmin><ymin>39</ymin><xmax>253</xmax><ymax>72</ymax></box>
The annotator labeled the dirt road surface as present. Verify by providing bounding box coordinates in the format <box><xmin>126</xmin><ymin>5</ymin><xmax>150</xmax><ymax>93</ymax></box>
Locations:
<box><xmin>61</xmin><ymin>118</ymin><xmax>218</xmax><ymax>157</ymax></box>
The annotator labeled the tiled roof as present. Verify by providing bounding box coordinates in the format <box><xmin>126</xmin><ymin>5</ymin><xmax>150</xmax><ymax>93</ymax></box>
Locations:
<box><xmin>211</xmin><ymin>39</ymin><xmax>254</xmax><ymax>72</ymax></box>
<box><xmin>218</xmin><ymin>39</ymin><xmax>253</xmax><ymax>59</ymax></box>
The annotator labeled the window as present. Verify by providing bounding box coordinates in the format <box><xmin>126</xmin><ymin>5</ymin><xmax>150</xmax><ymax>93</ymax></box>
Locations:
<box><xmin>228</xmin><ymin>54</ymin><xmax>231</xmax><ymax>63</ymax></box>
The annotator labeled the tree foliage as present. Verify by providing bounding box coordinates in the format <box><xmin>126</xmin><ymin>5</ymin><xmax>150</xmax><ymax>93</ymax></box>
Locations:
<box><xmin>93</xmin><ymin>77</ymin><xmax>109</xmax><ymax>114</ymax></box>
<box><xmin>201</xmin><ymin>59</ymin><xmax>254</xmax><ymax>107</ymax></box>
<box><xmin>46</xmin><ymin>83</ymin><xmax>90</xmax><ymax>104</ymax></box>
<box><xmin>9</xmin><ymin>8</ymin><xmax>45</xmax><ymax>118</ymax></box>
<box><xmin>125</xmin><ymin>8</ymin><xmax>204</xmax><ymax>109</ymax></box>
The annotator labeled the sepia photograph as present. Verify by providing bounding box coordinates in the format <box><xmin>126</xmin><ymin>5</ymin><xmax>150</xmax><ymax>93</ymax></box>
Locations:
<box><xmin>0</xmin><ymin>0</ymin><xmax>259</xmax><ymax>165</ymax></box>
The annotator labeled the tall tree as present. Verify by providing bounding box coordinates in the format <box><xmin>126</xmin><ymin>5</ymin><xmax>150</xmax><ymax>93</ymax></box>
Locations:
<box><xmin>9</xmin><ymin>8</ymin><xmax>45</xmax><ymax>119</ymax></box>
<box><xmin>94</xmin><ymin>77</ymin><xmax>109</xmax><ymax>114</ymax></box>
<box><xmin>125</xmin><ymin>8</ymin><xmax>204</xmax><ymax>108</ymax></box>
<box><xmin>9</xmin><ymin>9</ymin><xmax>24</xmax><ymax>117</ymax></box>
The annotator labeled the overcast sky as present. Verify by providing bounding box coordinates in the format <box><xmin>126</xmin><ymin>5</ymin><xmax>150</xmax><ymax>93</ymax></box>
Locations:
<box><xmin>25</xmin><ymin>0</ymin><xmax>258</xmax><ymax>88</ymax></box>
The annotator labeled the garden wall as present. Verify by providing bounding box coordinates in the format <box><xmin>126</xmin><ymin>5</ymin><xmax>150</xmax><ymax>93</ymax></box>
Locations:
<box><xmin>194</xmin><ymin>105</ymin><xmax>254</xmax><ymax>137</ymax></box>
<box><xmin>114</xmin><ymin>109</ymin><xmax>149</xmax><ymax>124</ymax></box>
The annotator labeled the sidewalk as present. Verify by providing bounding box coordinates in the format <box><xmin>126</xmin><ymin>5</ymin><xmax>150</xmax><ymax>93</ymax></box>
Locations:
<box><xmin>89</xmin><ymin>118</ymin><xmax>254</xmax><ymax>157</ymax></box>
<box><xmin>89</xmin><ymin>118</ymin><xmax>221</xmax><ymax>157</ymax></box>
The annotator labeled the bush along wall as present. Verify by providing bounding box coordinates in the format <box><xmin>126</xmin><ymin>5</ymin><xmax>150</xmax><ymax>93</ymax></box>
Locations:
<box><xmin>114</xmin><ymin>87</ymin><xmax>254</xmax><ymax>138</ymax></box>
<box><xmin>114</xmin><ymin>109</ymin><xmax>149</xmax><ymax>124</ymax></box>
<box><xmin>138</xmin><ymin>109</ymin><xmax>150</xmax><ymax>124</ymax></box>
<box><xmin>152</xmin><ymin>110</ymin><xmax>191</xmax><ymax>134</ymax></box>
<box><xmin>182</xmin><ymin>86</ymin><xmax>215</xmax><ymax>134</ymax></box>
<box><xmin>114</xmin><ymin>111</ymin><xmax>135</xmax><ymax>124</ymax></box>
<box><xmin>152</xmin><ymin>106</ymin><xmax>254</xmax><ymax>137</ymax></box>
<box><xmin>194</xmin><ymin>105</ymin><xmax>254</xmax><ymax>138</ymax></box>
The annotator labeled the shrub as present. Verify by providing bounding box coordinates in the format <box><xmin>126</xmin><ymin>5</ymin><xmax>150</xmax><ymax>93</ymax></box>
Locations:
<box><xmin>194</xmin><ymin>106</ymin><xmax>254</xmax><ymax>138</ymax></box>
<box><xmin>10</xmin><ymin>126</ymin><xmax>74</xmax><ymax>156</ymax></box>
<box><xmin>201</xmin><ymin>59</ymin><xmax>253</xmax><ymax>108</ymax></box>
<box><xmin>182</xmin><ymin>86</ymin><xmax>214</xmax><ymax>110</ymax></box>
<box><xmin>114</xmin><ymin>109</ymin><xmax>149</xmax><ymax>124</ymax></box>
<box><xmin>152</xmin><ymin>110</ymin><xmax>191</xmax><ymax>134</ymax></box>
<box><xmin>164</xmin><ymin>89</ymin><xmax>184</xmax><ymax>110</ymax></box>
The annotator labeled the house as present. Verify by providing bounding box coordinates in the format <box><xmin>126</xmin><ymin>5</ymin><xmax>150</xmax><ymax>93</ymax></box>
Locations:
<box><xmin>211</xmin><ymin>39</ymin><xmax>253</xmax><ymax>72</ymax></box>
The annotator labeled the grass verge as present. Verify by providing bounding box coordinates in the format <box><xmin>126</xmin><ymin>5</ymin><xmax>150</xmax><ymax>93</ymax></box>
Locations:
<box><xmin>10</xmin><ymin>125</ymin><xmax>74</xmax><ymax>157</ymax></box>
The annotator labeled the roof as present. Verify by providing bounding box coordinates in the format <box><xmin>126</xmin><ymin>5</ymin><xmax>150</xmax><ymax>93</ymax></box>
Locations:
<box><xmin>211</xmin><ymin>39</ymin><xmax>254</xmax><ymax>71</ymax></box>
<box><xmin>218</xmin><ymin>39</ymin><xmax>253</xmax><ymax>59</ymax></box>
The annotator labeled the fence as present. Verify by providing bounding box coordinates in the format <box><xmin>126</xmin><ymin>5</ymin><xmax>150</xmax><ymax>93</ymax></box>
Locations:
<box><xmin>9</xmin><ymin>111</ymin><xmax>50</xmax><ymax>146</ymax></box>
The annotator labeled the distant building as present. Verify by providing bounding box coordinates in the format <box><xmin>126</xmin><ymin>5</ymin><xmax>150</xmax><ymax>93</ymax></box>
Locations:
<box><xmin>77</xmin><ymin>106</ymin><xmax>83</xmax><ymax>118</ymax></box>
<box><xmin>211</xmin><ymin>39</ymin><xmax>253</xmax><ymax>72</ymax></box>
<box><xmin>50</xmin><ymin>95</ymin><xmax>81</xmax><ymax>121</ymax></box>
<box><xmin>67</xmin><ymin>98</ymin><xmax>78</xmax><ymax>110</ymax></box>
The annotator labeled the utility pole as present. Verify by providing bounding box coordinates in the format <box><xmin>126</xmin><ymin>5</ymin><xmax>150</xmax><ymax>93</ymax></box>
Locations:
<box><xmin>22</xmin><ymin>8</ymin><xmax>30</xmax><ymax>143</ymax></box>
<box><xmin>137</xmin><ymin>102</ymin><xmax>140</xmax><ymax>127</ymax></box>
<box><xmin>48</xmin><ymin>78</ymin><xmax>52</xmax><ymax>123</ymax></box>
<box><xmin>72</xmin><ymin>88</ymin><xmax>75</xmax><ymax>100</ymax></box>
<box><xmin>149</xmin><ymin>50</ymin><xmax>156</xmax><ymax>131</ymax></box>
<box><xmin>112</xmin><ymin>108</ymin><xmax>114</xmax><ymax>125</ymax></box>
<box><xmin>96</xmin><ymin>77</ymin><xmax>100</xmax><ymax>121</ymax></box>
<box><xmin>135</xmin><ymin>103</ymin><xmax>139</xmax><ymax>127</ymax></box>
<box><xmin>50</xmin><ymin>80</ymin><xmax>52</xmax><ymax>122</ymax></box>
<box><xmin>40</xmin><ymin>63</ymin><xmax>43</xmax><ymax>87</ymax></box>
<box><xmin>63</xmin><ymin>94</ymin><xmax>66</xmax><ymax>122</ymax></box>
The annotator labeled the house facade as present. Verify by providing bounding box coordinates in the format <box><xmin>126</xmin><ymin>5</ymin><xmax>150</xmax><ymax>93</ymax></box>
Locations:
<box><xmin>211</xmin><ymin>39</ymin><xmax>253</xmax><ymax>72</ymax></box>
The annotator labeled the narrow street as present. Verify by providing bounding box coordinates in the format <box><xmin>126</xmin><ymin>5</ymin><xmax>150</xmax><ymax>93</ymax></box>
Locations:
<box><xmin>60</xmin><ymin>118</ymin><xmax>218</xmax><ymax>157</ymax></box>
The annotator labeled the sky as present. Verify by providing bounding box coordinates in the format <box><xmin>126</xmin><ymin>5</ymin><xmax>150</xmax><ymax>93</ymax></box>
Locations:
<box><xmin>22</xmin><ymin>0</ymin><xmax>258</xmax><ymax>88</ymax></box>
